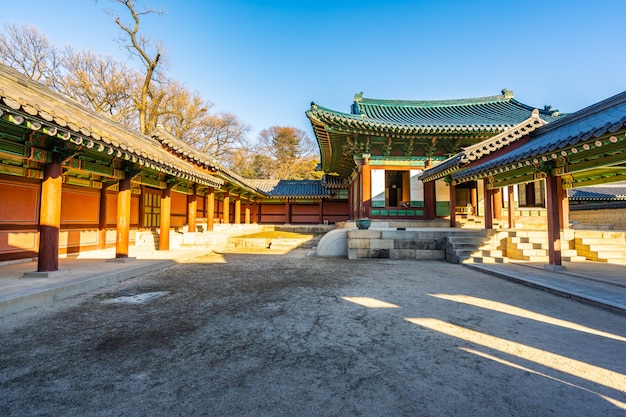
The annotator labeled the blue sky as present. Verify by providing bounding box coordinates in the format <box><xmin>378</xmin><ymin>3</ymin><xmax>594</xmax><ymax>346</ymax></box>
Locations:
<box><xmin>2</xmin><ymin>0</ymin><xmax>626</xmax><ymax>143</ymax></box>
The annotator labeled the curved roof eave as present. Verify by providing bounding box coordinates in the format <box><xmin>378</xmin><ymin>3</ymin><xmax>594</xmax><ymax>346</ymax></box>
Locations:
<box><xmin>452</xmin><ymin>91</ymin><xmax>626</xmax><ymax>183</ymax></box>
<box><xmin>419</xmin><ymin>110</ymin><xmax>547</xmax><ymax>182</ymax></box>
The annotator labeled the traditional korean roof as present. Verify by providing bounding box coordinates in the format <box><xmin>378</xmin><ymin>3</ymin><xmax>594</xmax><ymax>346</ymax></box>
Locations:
<box><xmin>350</xmin><ymin>90</ymin><xmax>560</xmax><ymax>127</ymax></box>
<box><xmin>420</xmin><ymin>110</ymin><xmax>547</xmax><ymax>182</ymax></box>
<box><xmin>246</xmin><ymin>179</ymin><xmax>333</xmax><ymax>199</ymax></box>
<box><xmin>568</xmin><ymin>184</ymin><xmax>626</xmax><ymax>201</ymax></box>
<box><xmin>151</xmin><ymin>125</ymin><xmax>265</xmax><ymax>196</ymax></box>
<box><xmin>453</xmin><ymin>91</ymin><xmax>626</xmax><ymax>186</ymax></box>
<box><xmin>306</xmin><ymin>90</ymin><xmax>560</xmax><ymax>178</ymax></box>
<box><xmin>0</xmin><ymin>64</ymin><xmax>223</xmax><ymax>188</ymax></box>
<box><xmin>321</xmin><ymin>174</ymin><xmax>349</xmax><ymax>189</ymax></box>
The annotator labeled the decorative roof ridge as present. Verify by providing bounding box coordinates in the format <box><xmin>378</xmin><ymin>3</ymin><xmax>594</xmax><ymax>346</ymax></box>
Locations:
<box><xmin>531</xmin><ymin>90</ymin><xmax>626</xmax><ymax>136</ymax></box>
<box><xmin>459</xmin><ymin>109</ymin><xmax>546</xmax><ymax>162</ymax></box>
<box><xmin>354</xmin><ymin>89</ymin><xmax>515</xmax><ymax>108</ymax></box>
<box><xmin>151</xmin><ymin>125</ymin><xmax>219</xmax><ymax>169</ymax></box>
<box><xmin>419</xmin><ymin>111</ymin><xmax>547</xmax><ymax>183</ymax></box>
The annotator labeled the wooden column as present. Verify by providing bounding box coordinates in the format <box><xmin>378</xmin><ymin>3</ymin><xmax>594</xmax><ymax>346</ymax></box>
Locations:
<box><xmin>361</xmin><ymin>156</ymin><xmax>371</xmax><ymax>217</ymax></box>
<box><xmin>206</xmin><ymin>188</ymin><xmax>215</xmax><ymax>231</ymax></box>
<box><xmin>545</xmin><ymin>174</ymin><xmax>563</xmax><ymax>268</ymax></box>
<box><xmin>483</xmin><ymin>179</ymin><xmax>493</xmax><ymax>229</ymax></box>
<box><xmin>493</xmin><ymin>188</ymin><xmax>503</xmax><ymax>222</ymax></box>
<box><xmin>559</xmin><ymin>182</ymin><xmax>570</xmax><ymax>230</ymax></box>
<box><xmin>423</xmin><ymin>181</ymin><xmax>436</xmax><ymax>220</ymax></box>
<box><xmin>159</xmin><ymin>186</ymin><xmax>171</xmax><ymax>250</ymax></box>
<box><xmin>115</xmin><ymin>176</ymin><xmax>132</xmax><ymax>258</ymax></box>
<box><xmin>98</xmin><ymin>186</ymin><xmax>108</xmax><ymax>250</ymax></box>
<box><xmin>449</xmin><ymin>182</ymin><xmax>456</xmax><ymax>228</ymax></box>
<box><xmin>187</xmin><ymin>188</ymin><xmax>197</xmax><ymax>233</ymax></box>
<box><xmin>507</xmin><ymin>185</ymin><xmax>516</xmax><ymax>229</ymax></box>
<box><xmin>285</xmin><ymin>199</ymin><xmax>292</xmax><ymax>224</ymax></box>
<box><xmin>471</xmin><ymin>185</ymin><xmax>478</xmax><ymax>217</ymax></box>
<box><xmin>37</xmin><ymin>154</ymin><xmax>63</xmax><ymax>272</ymax></box>
<box><xmin>223</xmin><ymin>194</ymin><xmax>230</xmax><ymax>224</ymax></box>
<box><xmin>244</xmin><ymin>200</ymin><xmax>251</xmax><ymax>224</ymax></box>
<box><xmin>319</xmin><ymin>199</ymin><xmax>324</xmax><ymax>224</ymax></box>
<box><xmin>234</xmin><ymin>195</ymin><xmax>241</xmax><ymax>224</ymax></box>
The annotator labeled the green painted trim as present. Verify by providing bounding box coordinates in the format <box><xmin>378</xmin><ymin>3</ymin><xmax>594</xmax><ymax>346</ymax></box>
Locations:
<box><xmin>436</xmin><ymin>201</ymin><xmax>450</xmax><ymax>216</ymax></box>
<box><xmin>371</xmin><ymin>200</ymin><xmax>386</xmax><ymax>207</ymax></box>
<box><xmin>371</xmin><ymin>210</ymin><xmax>380</xmax><ymax>216</ymax></box>
<box><xmin>410</xmin><ymin>200</ymin><xmax>424</xmax><ymax>208</ymax></box>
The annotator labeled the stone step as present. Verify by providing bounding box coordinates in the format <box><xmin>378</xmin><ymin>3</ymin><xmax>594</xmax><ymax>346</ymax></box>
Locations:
<box><xmin>471</xmin><ymin>249</ymin><xmax>504</xmax><ymax>257</ymax></box>
<box><xmin>563</xmin><ymin>255</ymin><xmax>588</xmax><ymax>262</ymax></box>
<box><xmin>470</xmin><ymin>255</ymin><xmax>508</xmax><ymax>264</ymax></box>
<box><xmin>575</xmin><ymin>238</ymin><xmax>626</xmax><ymax>245</ymax></box>
<box><xmin>575</xmin><ymin>243</ymin><xmax>626</xmax><ymax>252</ymax></box>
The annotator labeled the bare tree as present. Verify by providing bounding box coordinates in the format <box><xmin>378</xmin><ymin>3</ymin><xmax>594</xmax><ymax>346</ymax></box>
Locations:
<box><xmin>105</xmin><ymin>0</ymin><xmax>166</xmax><ymax>134</ymax></box>
<box><xmin>59</xmin><ymin>46</ymin><xmax>139</xmax><ymax>125</ymax></box>
<box><xmin>255</xmin><ymin>126</ymin><xmax>320</xmax><ymax>180</ymax></box>
<box><xmin>0</xmin><ymin>23</ymin><xmax>60</xmax><ymax>85</ymax></box>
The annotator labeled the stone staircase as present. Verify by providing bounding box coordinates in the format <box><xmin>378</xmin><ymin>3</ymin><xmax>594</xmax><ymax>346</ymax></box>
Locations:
<box><xmin>446</xmin><ymin>231</ymin><xmax>502</xmax><ymax>264</ymax></box>
<box><xmin>447</xmin><ymin>229</ymin><xmax>589</xmax><ymax>264</ymax></box>
<box><xmin>574</xmin><ymin>231</ymin><xmax>626</xmax><ymax>265</ymax></box>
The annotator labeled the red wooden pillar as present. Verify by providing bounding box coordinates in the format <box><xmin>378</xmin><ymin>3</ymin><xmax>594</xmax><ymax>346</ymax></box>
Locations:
<box><xmin>98</xmin><ymin>186</ymin><xmax>108</xmax><ymax>250</ymax></box>
<box><xmin>449</xmin><ymin>181</ymin><xmax>456</xmax><ymax>228</ymax></box>
<box><xmin>206</xmin><ymin>188</ymin><xmax>215</xmax><ymax>231</ymax></box>
<box><xmin>115</xmin><ymin>176</ymin><xmax>132</xmax><ymax>258</ymax></box>
<box><xmin>493</xmin><ymin>188</ymin><xmax>503</xmax><ymax>222</ymax></box>
<box><xmin>423</xmin><ymin>181</ymin><xmax>436</xmax><ymax>220</ymax></box>
<box><xmin>244</xmin><ymin>199</ymin><xmax>251</xmax><ymax>224</ymax></box>
<box><xmin>234</xmin><ymin>195</ymin><xmax>241</xmax><ymax>224</ymax></box>
<box><xmin>285</xmin><ymin>199</ymin><xmax>292</xmax><ymax>224</ymax></box>
<box><xmin>187</xmin><ymin>191</ymin><xmax>197</xmax><ymax>232</ymax></box>
<box><xmin>483</xmin><ymin>179</ymin><xmax>493</xmax><ymax>229</ymax></box>
<box><xmin>223</xmin><ymin>194</ymin><xmax>230</xmax><ymax>224</ymax></box>
<box><xmin>159</xmin><ymin>187</ymin><xmax>171</xmax><ymax>250</ymax></box>
<box><xmin>318</xmin><ymin>199</ymin><xmax>324</xmax><ymax>224</ymax></box>
<box><xmin>362</xmin><ymin>156</ymin><xmax>371</xmax><ymax>217</ymax></box>
<box><xmin>545</xmin><ymin>174</ymin><xmax>563</xmax><ymax>268</ymax></box>
<box><xmin>507</xmin><ymin>185</ymin><xmax>516</xmax><ymax>229</ymax></box>
<box><xmin>37</xmin><ymin>154</ymin><xmax>63</xmax><ymax>272</ymax></box>
<box><xmin>558</xmin><ymin>182</ymin><xmax>570</xmax><ymax>230</ymax></box>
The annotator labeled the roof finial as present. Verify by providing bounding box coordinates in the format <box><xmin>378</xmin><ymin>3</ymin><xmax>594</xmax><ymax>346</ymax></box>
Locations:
<box><xmin>354</xmin><ymin>92</ymin><xmax>363</xmax><ymax>102</ymax></box>
<box><xmin>502</xmin><ymin>89</ymin><xmax>514</xmax><ymax>99</ymax></box>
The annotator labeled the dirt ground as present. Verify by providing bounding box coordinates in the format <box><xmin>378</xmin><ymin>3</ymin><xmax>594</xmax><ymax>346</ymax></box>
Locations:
<box><xmin>1</xmin><ymin>249</ymin><xmax>625</xmax><ymax>416</ymax></box>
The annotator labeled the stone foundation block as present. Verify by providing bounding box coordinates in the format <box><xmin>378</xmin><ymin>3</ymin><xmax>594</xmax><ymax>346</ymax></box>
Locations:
<box><xmin>395</xmin><ymin>239</ymin><xmax>436</xmax><ymax>250</ymax></box>
<box><xmin>367</xmin><ymin>249</ymin><xmax>390</xmax><ymax>258</ymax></box>
<box><xmin>390</xmin><ymin>249</ymin><xmax>416</xmax><ymax>259</ymax></box>
<box><xmin>348</xmin><ymin>230</ymin><xmax>381</xmax><ymax>239</ymax></box>
<box><xmin>415</xmin><ymin>249</ymin><xmax>445</xmax><ymax>260</ymax></box>
<box><xmin>371</xmin><ymin>239</ymin><xmax>394</xmax><ymax>250</ymax></box>
<box><xmin>348</xmin><ymin>238</ymin><xmax>370</xmax><ymax>249</ymax></box>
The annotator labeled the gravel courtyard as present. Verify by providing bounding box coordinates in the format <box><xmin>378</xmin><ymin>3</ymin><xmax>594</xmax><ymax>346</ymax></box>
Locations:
<box><xmin>1</xmin><ymin>249</ymin><xmax>625</xmax><ymax>416</ymax></box>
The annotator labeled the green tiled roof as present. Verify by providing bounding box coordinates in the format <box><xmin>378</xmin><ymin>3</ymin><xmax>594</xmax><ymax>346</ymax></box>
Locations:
<box><xmin>247</xmin><ymin>179</ymin><xmax>333</xmax><ymax>199</ymax></box>
<box><xmin>309</xmin><ymin>90</ymin><xmax>559</xmax><ymax>134</ymax></box>
<box><xmin>306</xmin><ymin>90</ymin><xmax>561</xmax><ymax>178</ymax></box>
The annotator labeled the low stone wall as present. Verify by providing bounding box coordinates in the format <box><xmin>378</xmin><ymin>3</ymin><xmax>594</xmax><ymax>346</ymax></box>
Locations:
<box><xmin>570</xmin><ymin>208</ymin><xmax>626</xmax><ymax>230</ymax></box>
<box><xmin>347</xmin><ymin>229</ymin><xmax>446</xmax><ymax>260</ymax></box>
